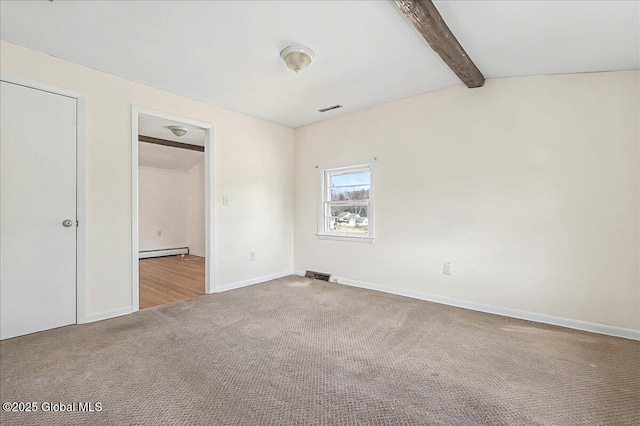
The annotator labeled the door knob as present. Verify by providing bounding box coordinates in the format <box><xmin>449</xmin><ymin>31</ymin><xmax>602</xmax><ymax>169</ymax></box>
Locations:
<box><xmin>62</xmin><ymin>219</ymin><xmax>74</xmax><ymax>227</ymax></box>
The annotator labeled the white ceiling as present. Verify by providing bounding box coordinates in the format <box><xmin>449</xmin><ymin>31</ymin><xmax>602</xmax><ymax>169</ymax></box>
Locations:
<box><xmin>139</xmin><ymin>115</ymin><xmax>206</xmax><ymax>147</ymax></box>
<box><xmin>138</xmin><ymin>114</ymin><xmax>204</xmax><ymax>172</ymax></box>
<box><xmin>1</xmin><ymin>1</ymin><xmax>637</xmax><ymax>128</ymax></box>
<box><xmin>435</xmin><ymin>1</ymin><xmax>640</xmax><ymax>78</ymax></box>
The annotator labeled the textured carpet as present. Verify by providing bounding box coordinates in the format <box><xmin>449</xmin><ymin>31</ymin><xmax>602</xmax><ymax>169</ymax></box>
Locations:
<box><xmin>1</xmin><ymin>275</ymin><xmax>638</xmax><ymax>425</ymax></box>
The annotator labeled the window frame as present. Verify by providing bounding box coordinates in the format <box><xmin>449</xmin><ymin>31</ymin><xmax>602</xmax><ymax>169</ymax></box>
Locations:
<box><xmin>317</xmin><ymin>160</ymin><xmax>375</xmax><ymax>243</ymax></box>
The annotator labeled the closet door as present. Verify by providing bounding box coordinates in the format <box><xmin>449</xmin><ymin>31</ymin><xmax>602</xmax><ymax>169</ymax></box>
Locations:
<box><xmin>1</xmin><ymin>81</ymin><xmax>77</xmax><ymax>339</ymax></box>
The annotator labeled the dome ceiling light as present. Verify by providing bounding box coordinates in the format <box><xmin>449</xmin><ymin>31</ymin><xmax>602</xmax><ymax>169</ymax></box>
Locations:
<box><xmin>167</xmin><ymin>126</ymin><xmax>188</xmax><ymax>137</ymax></box>
<box><xmin>280</xmin><ymin>45</ymin><xmax>315</xmax><ymax>73</ymax></box>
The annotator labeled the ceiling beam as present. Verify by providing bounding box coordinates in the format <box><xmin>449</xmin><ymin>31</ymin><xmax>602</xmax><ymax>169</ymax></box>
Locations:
<box><xmin>394</xmin><ymin>0</ymin><xmax>485</xmax><ymax>88</ymax></box>
<box><xmin>138</xmin><ymin>135</ymin><xmax>204</xmax><ymax>152</ymax></box>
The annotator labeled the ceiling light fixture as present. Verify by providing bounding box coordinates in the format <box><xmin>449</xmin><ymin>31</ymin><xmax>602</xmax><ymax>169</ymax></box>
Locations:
<box><xmin>280</xmin><ymin>45</ymin><xmax>315</xmax><ymax>73</ymax></box>
<box><xmin>167</xmin><ymin>126</ymin><xmax>188</xmax><ymax>137</ymax></box>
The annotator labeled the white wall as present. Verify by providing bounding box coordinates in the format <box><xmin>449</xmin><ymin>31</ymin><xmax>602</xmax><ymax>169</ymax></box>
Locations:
<box><xmin>3</xmin><ymin>39</ymin><xmax>637</xmax><ymax>334</ymax></box>
<box><xmin>294</xmin><ymin>71</ymin><xmax>640</xmax><ymax>331</ymax></box>
<box><xmin>139</xmin><ymin>162</ymin><xmax>205</xmax><ymax>256</ymax></box>
<box><xmin>187</xmin><ymin>160</ymin><xmax>205</xmax><ymax>256</ymax></box>
<box><xmin>0</xmin><ymin>41</ymin><xmax>294</xmax><ymax>318</ymax></box>
<box><xmin>138</xmin><ymin>167</ymin><xmax>189</xmax><ymax>252</ymax></box>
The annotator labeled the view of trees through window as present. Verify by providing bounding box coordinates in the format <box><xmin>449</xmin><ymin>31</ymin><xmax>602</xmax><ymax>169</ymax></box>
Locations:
<box><xmin>326</xmin><ymin>169</ymin><xmax>370</xmax><ymax>234</ymax></box>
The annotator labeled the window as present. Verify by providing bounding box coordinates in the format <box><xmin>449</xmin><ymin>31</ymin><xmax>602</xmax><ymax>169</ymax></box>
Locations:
<box><xmin>318</xmin><ymin>161</ymin><xmax>374</xmax><ymax>242</ymax></box>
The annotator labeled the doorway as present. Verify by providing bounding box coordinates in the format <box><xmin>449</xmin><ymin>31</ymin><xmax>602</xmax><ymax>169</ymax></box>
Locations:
<box><xmin>131</xmin><ymin>107</ymin><xmax>215</xmax><ymax>312</ymax></box>
<box><xmin>0</xmin><ymin>76</ymin><xmax>87</xmax><ymax>339</ymax></box>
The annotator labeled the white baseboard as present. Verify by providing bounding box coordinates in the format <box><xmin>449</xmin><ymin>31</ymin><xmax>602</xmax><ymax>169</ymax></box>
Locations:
<box><xmin>79</xmin><ymin>271</ymin><xmax>292</xmax><ymax>323</ymax></box>
<box><xmin>81</xmin><ymin>306</ymin><xmax>133</xmax><ymax>324</ymax></box>
<box><xmin>189</xmin><ymin>252</ymin><xmax>205</xmax><ymax>257</ymax></box>
<box><xmin>295</xmin><ymin>270</ymin><xmax>639</xmax><ymax>341</ymax></box>
<box><xmin>215</xmin><ymin>271</ymin><xmax>294</xmax><ymax>293</ymax></box>
<box><xmin>79</xmin><ymin>271</ymin><xmax>639</xmax><ymax>340</ymax></box>
<box><xmin>139</xmin><ymin>247</ymin><xmax>189</xmax><ymax>259</ymax></box>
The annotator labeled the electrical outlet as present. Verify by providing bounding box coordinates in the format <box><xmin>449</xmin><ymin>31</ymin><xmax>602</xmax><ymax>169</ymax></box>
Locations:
<box><xmin>157</xmin><ymin>230</ymin><xmax>162</xmax><ymax>237</ymax></box>
<box><xmin>249</xmin><ymin>251</ymin><xmax>256</xmax><ymax>261</ymax></box>
<box><xmin>443</xmin><ymin>262</ymin><xmax>452</xmax><ymax>276</ymax></box>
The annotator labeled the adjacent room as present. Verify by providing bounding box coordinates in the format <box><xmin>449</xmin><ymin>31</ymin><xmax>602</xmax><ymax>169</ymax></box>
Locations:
<box><xmin>0</xmin><ymin>1</ymin><xmax>638</xmax><ymax>425</ymax></box>
<box><xmin>137</xmin><ymin>114</ymin><xmax>207</xmax><ymax>309</ymax></box>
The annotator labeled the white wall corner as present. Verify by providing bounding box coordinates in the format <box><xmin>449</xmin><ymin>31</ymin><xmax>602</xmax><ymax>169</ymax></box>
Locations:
<box><xmin>215</xmin><ymin>271</ymin><xmax>295</xmax><ymax>293</ymax></box>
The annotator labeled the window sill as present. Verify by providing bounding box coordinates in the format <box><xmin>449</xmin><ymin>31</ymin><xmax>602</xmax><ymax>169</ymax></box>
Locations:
<box><xmin>316</xmin><ymin>234</ymin><xmax>374</xmax><ymax>243</ymax></box>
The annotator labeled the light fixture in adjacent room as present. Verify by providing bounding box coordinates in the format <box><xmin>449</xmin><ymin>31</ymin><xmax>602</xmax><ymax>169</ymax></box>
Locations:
<box><xmin>167</xmin><ymin>126</ymin><xmax>188</xmax><ymax>137</ymax></box>
<box><xmin>280</xmin><ymin>45</ymin><xmax>315</xmax><ymax>73</ymax></box>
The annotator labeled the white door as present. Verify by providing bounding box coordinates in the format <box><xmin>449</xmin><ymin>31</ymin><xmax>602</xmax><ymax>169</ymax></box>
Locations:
<box><xmin>0</xmin><ymin>81</ymin><xmax>77</xmax><ymax>340</ymax></box>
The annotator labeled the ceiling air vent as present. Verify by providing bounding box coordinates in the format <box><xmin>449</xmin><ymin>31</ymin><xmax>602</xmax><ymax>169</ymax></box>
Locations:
<box><xmin>318</xmin><ymin>104</ymin><xmax>343</xmax><ymax>113</ymax></box>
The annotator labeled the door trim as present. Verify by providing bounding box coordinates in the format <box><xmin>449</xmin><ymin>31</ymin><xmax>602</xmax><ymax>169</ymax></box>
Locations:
<box><xmin>0</xmin><ymin>74</ymin><xmax>88</xmax><ymax>324</ymax></box>
<box><xmin>131</xmin><ymin>106</ymin><xmax>216</xmax><ymax>312</ymax></box>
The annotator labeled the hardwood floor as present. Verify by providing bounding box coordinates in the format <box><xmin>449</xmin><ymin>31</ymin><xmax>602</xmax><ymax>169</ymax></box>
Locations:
<box><xmin>139</xmin><ymin>255</ymin><xmax>205</xmax><ymax>309</ymax></box>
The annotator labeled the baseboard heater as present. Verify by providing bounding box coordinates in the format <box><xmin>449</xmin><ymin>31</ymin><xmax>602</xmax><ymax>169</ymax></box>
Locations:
<box><xmin>139</xmin><ymin>247</ymin><xmax>189</xmax><ymax>259</ymax></box>
<box><xmin>305</xmin><ymin>270</ymin><xmax>331</xmax><ymax>281</ymax></box>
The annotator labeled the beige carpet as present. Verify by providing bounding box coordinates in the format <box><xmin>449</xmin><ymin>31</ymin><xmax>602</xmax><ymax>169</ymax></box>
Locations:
<box><xmin>1</xmin><ymin>275</ymin><xmax>638</xmax><ymax>425</ymax></box>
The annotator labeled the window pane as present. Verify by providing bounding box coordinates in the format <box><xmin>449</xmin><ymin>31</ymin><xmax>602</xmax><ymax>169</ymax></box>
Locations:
<box><xmin>328</xmin><ymin>205</ymin><xmax>369</xmax><ymax>234</ymax></box>
<box><xmin>321</xmin><ymin>164</ymin><xmax>372</xmax><ymax>238</ymax></box>
<box><xmin>329</xmin><ymin>170</ymin><xmax>370</xmax><ymax>188</ymax></box>
<box><xmin>330</xmin><ymin>185</ymin><xmax>369</xmax><ymax>201</ymax></box>
<box><xmin>330</xmin><ymin>205</ymin><xmax>368</xmax><ymax>218</ymax></box>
